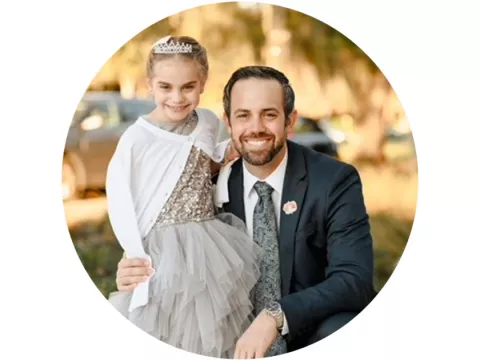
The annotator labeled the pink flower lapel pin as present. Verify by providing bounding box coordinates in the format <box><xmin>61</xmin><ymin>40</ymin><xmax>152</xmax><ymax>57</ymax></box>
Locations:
<box><xmin>283</xmin><ymin>201</ymin><xmax>298</xmax><ymax>215</ymax></box>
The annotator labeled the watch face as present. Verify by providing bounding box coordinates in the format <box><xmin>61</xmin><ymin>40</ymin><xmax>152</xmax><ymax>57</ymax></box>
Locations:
<box><xmin>266</xmin><ymin>301</ymin><xmax>281</xmax><ymax>313</ymax></box>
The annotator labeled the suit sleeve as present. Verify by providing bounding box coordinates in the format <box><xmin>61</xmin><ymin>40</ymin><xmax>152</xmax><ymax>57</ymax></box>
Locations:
<box><xmin>279</xmin><ymin>164</ymin><xmax>375</xmax><ymax>338</ymax></box>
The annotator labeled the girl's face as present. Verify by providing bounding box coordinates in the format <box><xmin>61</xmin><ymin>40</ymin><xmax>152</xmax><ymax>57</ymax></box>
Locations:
<box><xmin>148</xmin><ymin>57</ymin><xmax>205</xmax><ymax>122</ymax></box>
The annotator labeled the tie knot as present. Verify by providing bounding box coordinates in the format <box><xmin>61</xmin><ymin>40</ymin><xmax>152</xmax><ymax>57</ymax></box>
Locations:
<box><xmin>254</xmin><ymin>181</ymin><xmax>274</xmax><ymax>198</ymax></box>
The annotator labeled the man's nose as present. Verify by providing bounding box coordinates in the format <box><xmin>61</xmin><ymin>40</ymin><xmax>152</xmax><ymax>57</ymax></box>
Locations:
<box><xmin>250</xmin><ymin>116</ymin><xmax>266</xmax><ymax>133</ymax></box>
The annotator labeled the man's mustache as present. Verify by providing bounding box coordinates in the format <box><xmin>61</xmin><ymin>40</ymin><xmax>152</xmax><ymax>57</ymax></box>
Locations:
<box><xmin>240</xmin><ymin>132</ymin><xmax>274</xmax><ymax>140</ymax></box>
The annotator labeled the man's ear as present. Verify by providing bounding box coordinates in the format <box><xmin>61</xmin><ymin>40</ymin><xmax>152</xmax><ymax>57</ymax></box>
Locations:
<box><xmin>223</xmin><ymin>112</ymin><xmax>232</xmax><ymax>135</ymax></box>
<box><xmin>286</xmin><ymin>109</ymin><xmax>298</xmax><ymax>132</ymax></box>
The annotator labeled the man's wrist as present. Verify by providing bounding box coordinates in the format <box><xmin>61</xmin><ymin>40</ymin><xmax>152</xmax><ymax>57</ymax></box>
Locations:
<box><xmin>264</xmin><ymin>300</ymin><xmax>284</xmax><ymax>331</ymax></box>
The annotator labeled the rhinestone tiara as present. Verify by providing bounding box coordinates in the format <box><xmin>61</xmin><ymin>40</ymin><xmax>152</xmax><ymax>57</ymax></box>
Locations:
<box><xmin>153</xmin><ymin>41</ymin><xmax>193</xmax><ymax>54</ymax></box>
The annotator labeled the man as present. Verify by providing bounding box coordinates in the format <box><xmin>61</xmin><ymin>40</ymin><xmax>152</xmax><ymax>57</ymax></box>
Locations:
<box><xmin>115</xmin><ymin>66</ymin><xmax>376</xmax><ymax>357</ymax></box>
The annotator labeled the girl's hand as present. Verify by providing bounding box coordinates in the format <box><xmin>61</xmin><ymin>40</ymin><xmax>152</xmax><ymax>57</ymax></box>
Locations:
<box><xmin>224</xmin><ymin>142</ymin><xmax>240</xmax><ymax>165</ymax></box>
<box><xmin>116</xmin><ymin>257</ymin><xmax>154</xmax><ymax>292</ymax></box>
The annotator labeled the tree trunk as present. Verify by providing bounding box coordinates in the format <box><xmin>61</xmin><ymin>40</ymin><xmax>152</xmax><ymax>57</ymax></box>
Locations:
<box><xmin>119</xmin><ymin>75</ymin><xmax>136</xmax><ymax>99</ymax></box>
<box><xmin>344</xmin><ymin>65</ymin><xmax>388</xmax><ymax>164</ymax></box>
<box><xmin>352</xmin><ymin>109</ymin><xmax>387</xmax><ymax>164</ymax></box>
<box><xmin>261</xmin><ymin>5</ymin><xmax>290</xmax><ymax>68</ymax></box>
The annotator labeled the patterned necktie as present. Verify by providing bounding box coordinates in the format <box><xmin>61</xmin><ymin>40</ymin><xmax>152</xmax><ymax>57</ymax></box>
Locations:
<box><xmin>252</xmin><ymin>181</ymin><xmax>288</xmax><ymax>356</ymax></box>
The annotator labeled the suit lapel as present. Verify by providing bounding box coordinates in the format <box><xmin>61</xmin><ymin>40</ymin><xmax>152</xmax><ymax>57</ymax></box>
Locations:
<box><xmin>225</xmin><ymin>159</ymin><xmax>246</xmax><ymax>223</ymax></box>
<box><xmin>279</xmin><ymin>141</ymin><xmax>307</xmax><ymax>296</ymax></box>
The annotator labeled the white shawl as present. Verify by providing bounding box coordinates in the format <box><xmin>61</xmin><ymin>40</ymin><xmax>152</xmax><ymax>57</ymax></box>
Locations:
<box><xmin>106</xmin><ymin>108</ymin><xmax>230</xmax><ymax>311</ymax></box>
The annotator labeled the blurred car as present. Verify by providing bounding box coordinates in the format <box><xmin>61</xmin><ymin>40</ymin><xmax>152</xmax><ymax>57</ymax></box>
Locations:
<box><xmin>386</xmin><ymin>126</ymin><xmax>413</xmax><ymax>142</ymax></box>
<box><xmin>62</xmin><ymin>91</ymin><xmax>156</xmax><ymax>200</ymax></box>
<box><xmin>316</xmin><ymin>118</ymin><xmax>347</xmax><ymax>145</ymax></box>
<box><xmin>288</xmin><ymin>116</ymin><xmax>339</xmax><ymax>158</ymax></box>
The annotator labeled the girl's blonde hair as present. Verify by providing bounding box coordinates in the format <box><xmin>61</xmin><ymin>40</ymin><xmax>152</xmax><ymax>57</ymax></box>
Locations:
<box><xmin>147</xmin><ymin>35</ymin><xmax>209</xmax><ymax>80</ymax></box>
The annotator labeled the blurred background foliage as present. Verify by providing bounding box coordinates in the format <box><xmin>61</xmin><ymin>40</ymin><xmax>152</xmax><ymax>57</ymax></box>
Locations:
<box><xmin>91</xmin><ymin>2</ymin><xmax>409</xmax><ymax>163</ymax></box>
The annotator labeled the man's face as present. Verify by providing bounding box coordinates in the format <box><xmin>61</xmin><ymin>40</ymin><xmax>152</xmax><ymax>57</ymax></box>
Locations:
<box><xmin>226</xmin><ymin>78</ymin><xmax>296</xmax><ymax>166</ymax></box>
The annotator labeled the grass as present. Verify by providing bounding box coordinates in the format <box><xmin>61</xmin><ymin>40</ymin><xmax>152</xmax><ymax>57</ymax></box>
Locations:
<box><xmin>370</xmin><ymin>214</ymin><xmax>411</xmax><ymax>289</ymax></box>
<box><xmin>357</xmin><ymin>161</ymin><xmax>417</xmax><ymax>221</ymax></box>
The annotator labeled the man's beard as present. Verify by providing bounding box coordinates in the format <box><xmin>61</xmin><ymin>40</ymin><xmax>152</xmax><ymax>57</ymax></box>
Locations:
<box><xmin>232</xmin><ymin>132</ymin><xmax>285</xmax><ymax>166</ymax></box>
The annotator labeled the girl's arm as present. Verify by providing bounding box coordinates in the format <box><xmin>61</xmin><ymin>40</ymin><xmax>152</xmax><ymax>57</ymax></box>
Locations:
<box><xmin>106</xmin><ymin>136</ymin><xmax>151</xmax><ymax>311</ymax></box>
<box><xmin>106</xmin><ymin>137</ymin><xmax>147</xmax><ymax>260</ymax></box>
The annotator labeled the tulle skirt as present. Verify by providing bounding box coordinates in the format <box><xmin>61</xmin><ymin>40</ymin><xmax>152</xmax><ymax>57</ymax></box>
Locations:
<box><xmin>109</xmin><ymin>213</ymin><xmax>263</xmax><ymax>358</ymax></box>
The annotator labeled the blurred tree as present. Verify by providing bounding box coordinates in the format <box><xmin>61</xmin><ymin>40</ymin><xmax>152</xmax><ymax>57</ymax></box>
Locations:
<box><xmin>199</xmin><ymin>2</ymin><xmax>266</xmax><ymax>63</ymax></box>
<box><xmin>89</xmin><ymin>3</ymin><xmax>400</xmax><ymax>163</ymax></box>
<box><xmin>106</xmin><ymin>18</ymin><xmax>176</xmax><ymax>97</ymax></box>
<box><xmin>194</xmin><ymin>3</ymin><xmax>393</xmax><ymax>162</ymax></box>
<box><xmin>284</xmin><ymin>9</ymin><xmax>391</xmax><ymax>163</ymax></box>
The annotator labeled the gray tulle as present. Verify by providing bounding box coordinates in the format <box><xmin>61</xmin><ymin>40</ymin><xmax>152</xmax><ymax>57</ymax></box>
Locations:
<box><xmin>109</xmin><ymin>213</ymin><xmax>263</xmax><ymax>358</ymax></box>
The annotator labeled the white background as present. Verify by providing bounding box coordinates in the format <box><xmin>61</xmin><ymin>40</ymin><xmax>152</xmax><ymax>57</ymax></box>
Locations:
<box><xmin>1</xmin><ymin>0</ymin><xmax>480</xmax><ymax>359</ymax></box>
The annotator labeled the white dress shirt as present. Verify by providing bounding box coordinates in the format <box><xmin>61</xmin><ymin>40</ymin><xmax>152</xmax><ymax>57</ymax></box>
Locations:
<box><xmin>242</xmin><ymin>151</ymin><xmax>290</xmax><ymax>335</ymax></box>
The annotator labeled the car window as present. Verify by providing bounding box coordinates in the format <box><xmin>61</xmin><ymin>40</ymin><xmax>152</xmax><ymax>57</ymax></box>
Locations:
<box><xmin>72</xmin><ymin>100</ymin><xmax>91</xmax><ymax>124</ymax></box>
<box><xmin>73</xmin><ymin>99</ymin><xmax>118</xmax><ymax>128</ymax></box>
<box><xmin>118</xmin><ymin>98</ymin><xmax>156</xmax><ymax>122</ymax></box>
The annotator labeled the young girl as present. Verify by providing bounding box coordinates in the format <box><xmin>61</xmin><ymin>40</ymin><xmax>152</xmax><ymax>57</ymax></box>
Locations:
<box><xmin>106</xmin><ymin>35</ymin><xmax>262</xmax><ymax>358</ymax></box>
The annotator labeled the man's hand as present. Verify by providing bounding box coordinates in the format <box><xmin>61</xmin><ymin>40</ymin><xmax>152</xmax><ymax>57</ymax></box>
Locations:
<box><xmin>234</xmin><ymin>311</ymin><xmax>279</xmax><ymax>359</ymax></box>
<box><xmin>116</xmin><ymin>257</ymin><xmax>153</xmax><ymax>292</ymax></box>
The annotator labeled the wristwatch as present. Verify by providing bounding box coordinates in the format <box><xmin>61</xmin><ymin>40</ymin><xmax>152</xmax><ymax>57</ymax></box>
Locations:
<box><xmin>264</xmin><ymin>300</ymin><xmax>284</xmax><ymax>331</ymax></box>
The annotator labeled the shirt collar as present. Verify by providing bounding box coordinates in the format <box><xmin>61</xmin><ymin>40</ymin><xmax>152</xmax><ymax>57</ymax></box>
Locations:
<box><xmin>243</xmin><ymin>149</ymin><xmax>288</xmax><ymax>198</ymax></box>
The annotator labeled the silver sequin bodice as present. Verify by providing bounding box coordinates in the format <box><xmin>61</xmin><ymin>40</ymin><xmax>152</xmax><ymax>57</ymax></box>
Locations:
<box><xmin>145</xmin><ymin>110</ymin><xmax>215</xmax><ymax>226</ymax></box>
<box><xmin>155</xmin><ymin>146</ymin><xmax>215</xmax><ymax>226</ymax></box>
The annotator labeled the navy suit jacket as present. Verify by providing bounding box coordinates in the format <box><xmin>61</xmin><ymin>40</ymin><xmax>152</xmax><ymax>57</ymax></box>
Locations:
<box><xmin>222</xmin><ymin>140</ymin><xmax>376</xmax><ymax>340</ymax></box>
